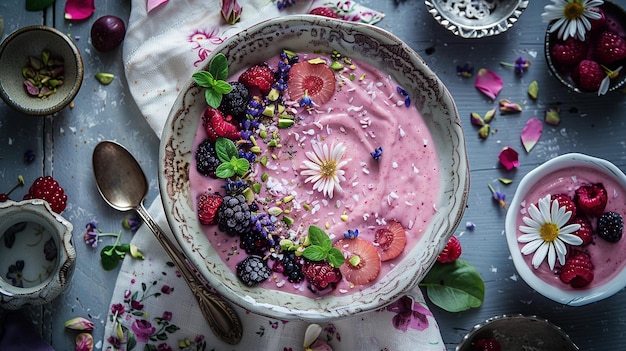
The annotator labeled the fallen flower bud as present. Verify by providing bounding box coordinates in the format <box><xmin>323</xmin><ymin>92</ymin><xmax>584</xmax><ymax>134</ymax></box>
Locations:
<box><xmin>64</xmin><ymin>317</ymin><xmax>94</xmax><ymax>332</ymax></box>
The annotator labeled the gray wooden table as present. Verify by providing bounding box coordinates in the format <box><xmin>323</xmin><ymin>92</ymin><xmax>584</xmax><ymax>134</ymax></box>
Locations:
<box><xmin>1</xmin><ymin>1</ymin><xmax>625</xmax><ymax>350</ymax></box>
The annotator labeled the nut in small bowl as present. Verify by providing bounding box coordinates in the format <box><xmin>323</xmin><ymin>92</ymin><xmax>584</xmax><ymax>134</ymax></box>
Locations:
<box><xmin>0</xmin><ymin>199</ymin><xmax>76</xmax><ymax>309</ymax></box>
<box><xmin>506</xmin><ymin>153</ymin><xmax>626</xmax><ymax>306</ymax></box>
<box><xmin>0</xmin><ymin>25</ymin><xmax>84</xmax><ymax>115</ymax></box>
<box><xmin>544</xmin><ymin>1</ymin><xmax>626</xmax><ymax>95</ymax></box>
<box><xmin>456</xmin><ymin>315</ymin><xmax>579</xmax><ymax>351</ymax></box>
<box><xmin>425</xmin><ymin>0</ymin><xmax>529</xmax><ymax>39</ymax></box>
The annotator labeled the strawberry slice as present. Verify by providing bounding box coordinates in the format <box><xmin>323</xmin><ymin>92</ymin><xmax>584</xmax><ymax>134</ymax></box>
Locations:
<box><xmin>287</xmin><ymin>61</ymin><xmax>336</xmax><ymax>106</ymax></box>
<box><xmin>334</xmin><ymin>238</ymin><xmax>381</xmax><ymax>285</ymax></box>
<box><xmin>202</xmin><ymin>107</ymin><xmax>241</xmax><ymax>142</ymax></box>
<box><xmin>374</xmin><ymin>221</ymin><xmax>407</xmax><ymax>261</ymax></box>
<box><xmin>559</xmin><ymin>251</ymin><xmax>594</xmax><ymax>288</ymax></box>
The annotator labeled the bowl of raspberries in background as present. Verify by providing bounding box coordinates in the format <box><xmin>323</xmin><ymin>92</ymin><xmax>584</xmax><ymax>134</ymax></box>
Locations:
<box><xmin>506</xmin><ymin>153</ymin><xmax>626</xmax><ymax>306</ymax></box>
<box><xmin>544</xmin><ymin>0</ymin><xmax>626</xmax><ymax>95</ymax></box>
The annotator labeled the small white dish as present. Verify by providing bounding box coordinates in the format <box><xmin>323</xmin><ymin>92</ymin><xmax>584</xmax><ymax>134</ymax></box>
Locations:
<box><xmin>0</xmin><ymin>199</ymin><xmax>76</xmax><ymax>309</ymax></box>
<box><xmin>506</xmin><ymin>153</ymin><xmax>626</xmax><ymax>306</ymax></box>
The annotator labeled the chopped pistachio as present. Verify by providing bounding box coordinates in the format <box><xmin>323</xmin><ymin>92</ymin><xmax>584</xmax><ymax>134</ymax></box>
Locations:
<box><xmin>95</xmin><ymin>72</ymin><xmax>115</xmax><ymax>85</ymax></box>
<box><xmin>283</xmin><ymin>195</ymin><xmax>294</xmax><ymax>203</ymax></box>
<box><xmin>268</xmin><ymin>206</ymin><xmax>283</xmax><ymax>216</ymax></box>
<box><xmin>252</xmin><ymin>183</ymin><xmax>262</xmax><ymax>193</ymax></box>
<box><xmin>483</xmin><ymin>108</ymin><xmax>496</xmax><ymax>123</ymax></box>
<box><xmin>478</xmin><ymin>124</ymin><xmax>491</xmax><ymax>139</ymax></box>
<box><xmin>261</xmin><ymin>172</ymin><xmax>269</xmax><ymax>181</ymax></box>
<box><xmin>528</xmin><ymin>80</ymin><xmax>539</xmax><ymax>100</ymax></box>
<box><xmin>545</xmin><ymin>108</ymin><xmax>560</xmax><ymax>126</ymax></box>
<box><xmin>470</xmin><ymin>112</ymin><xmax>484</xmax><ymax>126</ymax></box>
<box><xmin>330</xmin><ymin>61</ymin><xmax>344</xmax><ymax>70</ymax></box>
<box><xmin>308</xmin><ymin>57</ymin><xmax>327</xmax><ymax>64</ymax></box>
<box><xmin>260</xmin><ymin>156</ymin><xmax>268</xmax><ymax>166</ymax></box>
<box><xmin>278</xmin><ymin>118</ymin><xmax>294</xmax><ymax>128</ymax></box>
<box><xmin>283</xmin><ymin>215</ymin><xmax>294</xmax><ymax>226</ymax></box>
<box><xmin>267</xmin><ymin>88</ymin><xmax>280</xmax><ymax>101</ymax></box>
<box><xmin>303</xmin><ymin>203</ymin><xmax>312</xmax><ymax>211</ymax></box>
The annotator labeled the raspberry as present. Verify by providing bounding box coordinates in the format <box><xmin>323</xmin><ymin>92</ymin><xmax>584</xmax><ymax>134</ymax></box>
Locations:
<box><xmin>236</xmin><ymin>255</ymin><xmax>271</xmax><ymax>286</ymax></box>
<box><xmin>309</xmin><ymin>7</ymin><xmax>338</xmax><ymax>19</ymax></box>
<box><xmin>474</xmin><ymin>337</ymin><xmax>501</xmax><ymax>351</ymax></box>
<box><xmin>571</xmin><ymin>60</ymin><xmax>605</xmax><ymax>92</ymax></box>
<box><xmin>23</xmin><ymin>176</ymin><xmax>67</xmax><ymax>213</ymax></box>
<box><xmin>597</xmin><ymin>211</ymin><xmax>624</xmax><ymax>243</ymax></box>
<box><xmin>217</xmin><ymin>194</ymin><xmax>251</xmax><ymax>236</ymax></box>
<box><xmin>302</xmin><ymin>261</ymin><xmax>342</xmax><ymax>293</ymax></box>
<box><xmin>218</xmin><ymin>81</ymin><xmax>249</xmax><ymax>119</ymax></box>
<box><xmin>574</xmin><ymin>183</ymin><xmax>608</xmax><ymax>217</ymax></box>
<box><xmin>196</xmin><ymin>193</ymin><xmax>223</xmax><ymax>225</ymax></box>
<box><xmin>437</xmin><ymin>236</ymin><xmax>462</xmax><ymax>263</ymax></box>
<box><xmin>552</xmin><ymin>193</ymin><xmax>577</xmax><ymax>218</ymax></box>
<box><xmin>559</xmin><ymin>251</ymin><xmax>594</xmax><ymax>288</ymax></box>
<box><xmin>550</xmin><ymin>38</ymin><xmax>588</xmax><ymax>68</ymax></box>
<box><xmin>594</xmin><ymin>30</ymin><xmax>626</xmax><ymax>65</ymax></box>
<box><xmin>570</xmin><ymin>216</ymin><xmax>593</xmax><ymax>246</ymax></box>
<box><xmin>202</xmin><ymin>107</ymin><xmax>241</xmax><ymax>143</ymax></box>
<box><xmin>238</xmin><ymin>64</ymin><xmax>275</xmax><ymax>95</ymax></box>
<box><xmin>195</xmin><ymin>139</ymin><xmax>221</xmax><ymax>177</ymax></box>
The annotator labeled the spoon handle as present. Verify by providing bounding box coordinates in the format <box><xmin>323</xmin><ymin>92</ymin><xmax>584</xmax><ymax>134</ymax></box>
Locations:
<box><xmin>135</xmin><ymin>202</ymin><xmax>243</xmax><ymax>345</ymax></box>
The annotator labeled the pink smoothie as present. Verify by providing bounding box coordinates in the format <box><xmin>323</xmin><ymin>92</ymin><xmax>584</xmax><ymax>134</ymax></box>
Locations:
<box><xmin>514</xmin><ymin>166</ymin><xmax>626</xmax><ymax>291</ymax></box>
<box><xmin>189</xmin><ymin>52</ymin><xmax>440</xmax><ymax>298</ymax></box>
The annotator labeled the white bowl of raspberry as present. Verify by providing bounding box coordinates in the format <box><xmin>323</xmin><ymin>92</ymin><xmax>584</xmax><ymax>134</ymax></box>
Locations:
<box><xmin>506</xmin><ymin>153</ymin><xmax>626</xmax><ymax>306</ymax></box>
<box><xmin>544</xmin><ymin>1</ymin><xmax>626</xmax><ymax>95</ymax></box>
<box><xmin>160</xmin><ymin>15</ymin><xmax>469</xmax><ymax>321</ymax></box>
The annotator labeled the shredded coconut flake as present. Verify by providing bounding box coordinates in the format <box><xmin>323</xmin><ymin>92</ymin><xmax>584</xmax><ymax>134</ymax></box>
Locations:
<box><xmin>399</xmin><ymin>126</ymin><xmax>406</xmax><ymax>138</ymax></box>
<box><xmin>392</xmin><ymin>162</ymin><xmax>398</xmax><ymax>168</ymax></box>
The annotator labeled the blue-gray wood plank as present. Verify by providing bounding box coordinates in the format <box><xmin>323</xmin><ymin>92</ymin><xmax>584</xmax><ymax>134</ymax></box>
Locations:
<box><xmin>1</xmin><ymin>1</ymin><xmax>625</xmax><ymax>349</ymax></box>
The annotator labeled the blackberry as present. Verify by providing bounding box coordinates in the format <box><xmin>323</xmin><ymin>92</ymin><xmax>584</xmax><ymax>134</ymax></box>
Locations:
<box><xmin>281</xmin><ymin>252</ymin><xmax>304</xmax><ymax>283</ymax></box>
<box><xmin>597</xmin><ymin>211</ymin><xmax>624</xmax><ymax>243</ymax></box>
<box><xmin>236</xmin><ymin>255</ymin><xmax>271</xmax><ymax>286</ymax></box>
<box><xmin>219</xmin><ymin>82</ymin><xmax>249</xmax><ymax>119</ymax></box>
<box><xmin>195</xmin><ymin>139</ymin><xmax>220</xmax><ymax>177</ymax></box>
<box><xmin>217</xmin><ymin>194</ymin><xmax>251</xmax><ymax>236</ymax></box>
<box><xmin>240</xmin><ymin>231</ymin><xmax>270</xmax><ymax>255</ymax></box>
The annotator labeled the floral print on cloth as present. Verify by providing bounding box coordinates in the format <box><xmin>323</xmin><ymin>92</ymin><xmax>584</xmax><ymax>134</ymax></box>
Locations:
<box><xmin>101</xmin><ymin>197</ymin><xmax>445</xmax><ymax>350</ymax></box>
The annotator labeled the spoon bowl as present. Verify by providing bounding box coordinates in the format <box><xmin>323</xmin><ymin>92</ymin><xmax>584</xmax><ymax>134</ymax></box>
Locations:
<box><xmin>92</xmin><ymin>140</ymin><xmax>243</xmax><ymax>345</ymax></box>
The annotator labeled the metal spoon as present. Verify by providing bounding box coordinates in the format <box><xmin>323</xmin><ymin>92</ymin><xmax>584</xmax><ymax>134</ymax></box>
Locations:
<box><xmin>92</xmin><ymin>140</ymin><xmax>243</xmax><ymax>345</ymax></box>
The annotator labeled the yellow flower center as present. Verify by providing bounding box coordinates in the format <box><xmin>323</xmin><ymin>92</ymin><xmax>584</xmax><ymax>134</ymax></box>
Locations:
<box><xmin>540</xmin><ymin>223</ymin><xmax>559</xmax><ymax>242</ymax></box>
<box><xmin>563</xmin><ymin>2</ymin><xmax>585</xmax><ymax>21</ymax></box>
<box><xmin>320</xmin><ymin>160</ymin><xmax>337</xmax><ymax>177</ymax></box>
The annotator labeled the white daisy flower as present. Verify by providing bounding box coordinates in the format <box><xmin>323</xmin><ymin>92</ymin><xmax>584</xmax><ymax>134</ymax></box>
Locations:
<box><xmin>300</xmin><ymin>141</ymin><xmax>349</xmax><ymax>199</ymax></box>
<box><xmin>542</xmin><ymin>0</ymin><xmax>604</xmax><ymax>41</ymax></box>
<box><xmin>517</xmin><ymin>194</ymin><xmax>583</xmax><ymax>270</ymax></box>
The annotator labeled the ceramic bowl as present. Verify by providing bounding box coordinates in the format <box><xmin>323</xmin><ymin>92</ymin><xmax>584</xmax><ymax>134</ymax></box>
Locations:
<box><xmin>506</xmin><ymin>153</ymin><xmax>626</xmax><ymax>306</ymax></box>
<box><xmin>160</xmin><ymin>15</ymin><xmax>469</xmax><ymax>321</ymax></box>
<box><xmin>0</xmin><ymin>199</ymin><xmax>76</xmax><ymax>309</ymax></box>
<box><xmin>456</xmin><ymin>315</ymin><xmax>579</xmax><ymax>350</ymax></box>
<box><xmin>0</xmin><ymin>25</ymin><xmax>84</xmax><ymax>115</ymax></box>
<box><xmin>424</xmin><ymin>0</ymin><xmax>529</xmax><ymax>39</ymax></box>
<box><xmin>544</xmin><ymin>1</ymin><xmax>626</xmax><ymax>94</ymax></box>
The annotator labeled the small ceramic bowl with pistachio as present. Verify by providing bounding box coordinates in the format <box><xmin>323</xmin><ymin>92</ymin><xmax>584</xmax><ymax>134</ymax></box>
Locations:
<box><xmin>0</xmin><ymin>25</ymin><xmax>84</xmax><ymax>116</ymax></box>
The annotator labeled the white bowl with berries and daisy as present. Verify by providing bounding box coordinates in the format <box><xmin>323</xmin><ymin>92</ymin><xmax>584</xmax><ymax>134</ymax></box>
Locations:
<box><xmin>544</xmin><ymin>0</ymin><xmax>626</xmax><ymax>95</ymax></box>
<box><xmin>160</xmin><ymin>15</ymin><xmax>469</xmax><ymax>321</ymax></box>
<box><xmin>506</xmin><ymin>153</ymin><xmax>626</xmax><ymax>306</ymax></box>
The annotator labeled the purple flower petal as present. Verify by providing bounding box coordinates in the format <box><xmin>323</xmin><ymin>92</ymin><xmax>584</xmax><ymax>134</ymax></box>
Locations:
<box><xmin>475</xmin><ymin>68</ymin><xmax>503</xmax><ymax>100</ymax></box>
<box><xmin>521</xmin><ymin>118</ymin><xmax>542</xmax><ymax>153</ymax></box>
<box><xmin>498</xmin><ymin>147</ymin><xmax>519</xmax><ymax>170</ymax></box>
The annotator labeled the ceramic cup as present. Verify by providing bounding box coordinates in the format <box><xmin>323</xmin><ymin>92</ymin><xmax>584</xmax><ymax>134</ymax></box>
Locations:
<box><xmin>0</xmin><ymin>199</ymin><xmax>76</xmax><ymax>309</ymax></box>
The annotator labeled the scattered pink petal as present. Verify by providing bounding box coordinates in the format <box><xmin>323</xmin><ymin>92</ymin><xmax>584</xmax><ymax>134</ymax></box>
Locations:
<box><xmin>64</xmin><ymin>0</ymin><xmax>95</xmax><ymax>20</ymax></box>
<box><xmin>475</xmin><ymin>68</ymin><xmax>503</xmax><ymax>100</ymax></box>
<box><xmin>498</xmin><ymin>147</ymin><xmax>519</xmax><ymax>171</ymax></box>
<box><xmin>147</xmin><ymin>0</ymin><xmax>169</xmax><ymax>13</ymax></box>
<box><xmin>521</xmin><ymin>118</ymin><xmax>542</xmax><ymax>153</ymax></box>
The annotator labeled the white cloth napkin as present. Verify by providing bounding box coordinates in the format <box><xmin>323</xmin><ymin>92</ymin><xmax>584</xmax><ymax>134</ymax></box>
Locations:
<box><xmin>102</xmin><ymin>1</ymin><xmax>446</xmax><ymax>350</ymax></box>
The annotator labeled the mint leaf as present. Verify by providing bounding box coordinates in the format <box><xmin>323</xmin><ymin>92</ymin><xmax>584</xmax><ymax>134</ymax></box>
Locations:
<box><xmin>419</xmin><ymin>260</ymin><xmax>484</xmax><ymax>312</ymax></box>
<box><xmin>192</xmin><ymin>71</ymin><xmax>215</xmax><ymax>87</ymax></box>
<box><xmin>232</xmin><ymin>158</ymin><xmax>250</xmax><ymax>175</ymax></box>
<box><xmin>215</xmin><ymin>163</ymin><xmax>235</xmax><ymax>178</ymax></box>
<box><xmin>303</xmin><ymin>246</ymin><xmax>327</xmax><ymax>261</ymax></box>
<box><xmin>308</xmin><ymin>226</ymin><xmax>329</xmax><ymax>247</ymax></box>
<box><xmin>327</xmin><ymin>248</ymin><xmax>345</xmax><ymax>267</ymax></box>
<box><xmin>215</xmin><ymin>138</ymin><xmax>238</xmax><ymax>163</ymax></box>
<box><xmin>209</xmin><ymin>53</ymin><xmax>229</xmax><ymax>81</ymax></box>
<box><xmin>213</xmin><ymin>80</ymin><xmax>234</xmax><ymax>95</ymax></box>
<box><xmin>205</xmin><ymin>89</ymin><xmax>222</xmax><ymax>109</ymax></box>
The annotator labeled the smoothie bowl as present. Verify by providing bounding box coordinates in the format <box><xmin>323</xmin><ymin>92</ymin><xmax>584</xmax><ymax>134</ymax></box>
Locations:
<box><xmin>160</xmin><ymin>15</ymin><xmax>469</xmax><ymax>321</ymax></box>
<box><xmin>506</xmin><ymin>153</ymin><xmax>626</xmax><ymax>306</ymax></box>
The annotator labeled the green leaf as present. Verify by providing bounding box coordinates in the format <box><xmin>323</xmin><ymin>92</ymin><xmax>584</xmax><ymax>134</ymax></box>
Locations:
<box><xmin>209</xmin><ymin>53</ymin><xmax>229</xmax><ymax>81</ymax></box>
<box><xmin>232</xmin><ymin>158</ymin><xmax>250</xmax><ymax>175</ymax></box>
<box><xmin>419</xmin><ymin>260</ymin><xmax>484</xmax><ymax>312</ymax></box>
<box><xmin>192</xmin><ymin>71</ymin><xmax>214</xmax><ymax>88</ymax></box>
<box><xmin>215</xmin><ymin>137</ymin><xmax>238</xmax><ymax>162</ymax></box>
<box><xmin>213</xmin><ymin>80</ymin><xmax>234</xmax><ymax>94</ymax></box>
<box><xmin>100</xmin><ymin>248</ymin><xmax>120</xmax><ymax>270</ymax></box>
<box><xmin>205</xmin><ymin>89</ymin><xmax>222</xmax><ymax>109</ymax></box>
<box><xmin>26</xmin><ymin>0</ymin><xmax>54</xmax><ymax>11</ymax></box>
<box><xmin>215</xmin><ymin>163</ymin><xmax>235</xmax><ymax>178</ymax></box>
<box><xmin>327</xmin><ymin>248</ymin><xmax>345</xmax><ymax>267</ymax></box>
<box><xmin>303</xmin><ymin>245</ymin><xmax>327</xmax><ymax>261</ymax></box>
<box><xmin>308</xmin><ymin>226</ymin><xmax>330</xmax><ymax>247</ymax></box>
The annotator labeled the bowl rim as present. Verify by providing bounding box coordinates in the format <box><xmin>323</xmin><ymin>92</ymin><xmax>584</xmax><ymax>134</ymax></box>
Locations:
<box><xmin>159</xmin><ymin>14</ymin><xmax>469</xmax><ymax>321</ymax></box>
<box><xmin>543</xmin><ymin>0</ymin><xmax>626</xmax><ymax>94</ymax></box>
<box><xmin>0</xmin><ymin>25</ymin><xmax>84</xmax><ymax>116</ymax></box>
<box><xmin>505</xmin><ymin>153</ymin><xmax>626</xmax><ymax>306</ymax></box>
